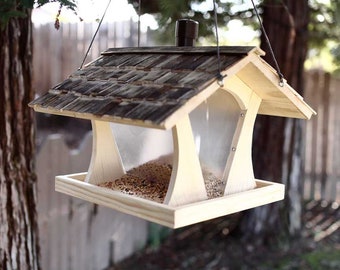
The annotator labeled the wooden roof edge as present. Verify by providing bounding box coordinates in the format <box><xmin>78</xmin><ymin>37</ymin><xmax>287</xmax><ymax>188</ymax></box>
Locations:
<box><xmin>249</xmin><ymin>55</ymin><xmax>317</xmax><ymax>119</ymax></box>
<box><xmin>100</xmin><ymin>46</ymin><xmax>264</xmax><ymax>56</ymax></box>
<box><xmin>257</xmin><ymin>109</ymin><xmax>310</xmax><ymax>119</ymax></box>
<box><xmin>283</xmin><ymin>83</ymin><xmax>317</xmax><ymax>119</ymax></box>
<box><xmin>28</xmin><ymin>77</ymin><xmax>222</xmax><ymax>131</ymax></box>
<box><xmin>30</xmin><ymin>104</ymin><xmax>170</xmax><ymax>130</ymax></box>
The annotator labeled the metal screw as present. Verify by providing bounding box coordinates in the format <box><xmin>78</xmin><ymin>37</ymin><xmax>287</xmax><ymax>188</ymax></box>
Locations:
<box><xmin>240</xmin><ymin>113</ymin><xmax>245</xmax><ymax>118</ymax></box>
<box><xmin>232</xmin><ymin>147</ymin><xmax>236</xmax><ymax>152</ymax></box>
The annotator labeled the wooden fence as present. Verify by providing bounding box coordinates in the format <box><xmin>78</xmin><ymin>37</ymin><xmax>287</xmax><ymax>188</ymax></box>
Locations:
<box><xmin>304</xmin><ymin>70</ymin><xmax>340</xmax><ymax>202</ymax></box>
<box><xmin>33</xmin><ymin>21</ymin><xmax>152</xmax><ymax>270</ymax></box>
<box><xmin>36</xmin><ymin>134</ymin><xmax>148</xmax><ymax>270</ymax></box>
<box><xmin>33</xmin><ymin>21</ymin><xmax>154</xmax><ymax>95</ymax></box>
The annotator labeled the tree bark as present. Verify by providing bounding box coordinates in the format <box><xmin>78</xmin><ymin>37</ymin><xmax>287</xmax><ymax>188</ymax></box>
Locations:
<box><xmin>0</xmin><ymin>9</ymin><xmax>40</xmax><ymax>270</ymax></box>
<box><xmin>239</xmin><ymin>0</ymin><xmax>309</xmax><ymax>244</ymax></box>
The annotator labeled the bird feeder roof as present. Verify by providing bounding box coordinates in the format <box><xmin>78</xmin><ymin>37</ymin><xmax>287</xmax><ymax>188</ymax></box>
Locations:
<box><xmin>29</xmin><ymin>46</ymin><xmax>315</xmax><ymax>129</ymax></box>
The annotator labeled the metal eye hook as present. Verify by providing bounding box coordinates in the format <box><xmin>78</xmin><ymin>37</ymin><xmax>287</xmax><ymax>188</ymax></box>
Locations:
<box><xmin>217</xmin><ymin>73</ymin><xmax>225</xmax><ymax>87</ymax></box>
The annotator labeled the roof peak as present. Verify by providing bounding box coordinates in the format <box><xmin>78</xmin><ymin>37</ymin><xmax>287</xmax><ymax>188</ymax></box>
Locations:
<box><xmin>102</xmin><ymin>46</ymin><xmax>264</xmax><ymax>56</ymax></box>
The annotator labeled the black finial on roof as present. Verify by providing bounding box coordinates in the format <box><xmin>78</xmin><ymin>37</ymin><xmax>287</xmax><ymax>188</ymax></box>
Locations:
<box><xmin>175</xmin><ymin>19</ymin><xmax>199</xmax><ymax>47</ymax></box>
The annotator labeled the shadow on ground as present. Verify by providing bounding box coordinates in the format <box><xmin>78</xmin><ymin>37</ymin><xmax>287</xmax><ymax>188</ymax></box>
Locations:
<box><xmin>112</xmin><ymin>200</ymin><xmax>339</xmax><ymax>270</ymax></box>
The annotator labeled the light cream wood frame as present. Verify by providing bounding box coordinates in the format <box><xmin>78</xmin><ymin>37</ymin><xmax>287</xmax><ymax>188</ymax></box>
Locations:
<box><xmin>83</xmin><ymin>81</ymin><xmax>261</xmax><ymax>207</ymax></box>
<box><xmin>221</xmin><ymin>77</ymin><xmax>262</xmax><ymax>195</ymax></box>
<box><xmin>164</xmin><ymin>115</ymin><xmax>208</xmax><ymax>206</ymax></box>
<box><xmin>85</xmin><ymin>120</ymin><xmax>125</xmax><ymax>185</ymax></box>
<box><xmin>85</xmin><ymin>116</ymin><xmax>208</xmax><ymax>207</ymax></box>
<box><xmin>56</xmin><ymin>173</ymin><xmax>284</xmax><ymax>228</ymax></box>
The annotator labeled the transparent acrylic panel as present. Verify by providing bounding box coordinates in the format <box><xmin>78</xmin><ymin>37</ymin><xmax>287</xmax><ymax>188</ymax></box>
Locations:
<box><xmin>110</xmin><ymin>123</ymin><xmax>173</xmax><ymax>171</ymax></box>
<box><xmin>190</xmin><ymin>89</ymin><xmax>241</xmax><ymax>179</ymax></box>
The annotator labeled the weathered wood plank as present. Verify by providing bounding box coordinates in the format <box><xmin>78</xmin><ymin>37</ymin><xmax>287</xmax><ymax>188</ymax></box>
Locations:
<box><xmin>31</xmin><ymin>46</ymin><xmax>315</xmax><ymax>132</ymax></box>
<box><xmin>320</xmin><ymin>73</ymin><xmax>331</xmax><ymax>199</ymax></box>
<box><xmin>36</xmin><ymin>134</ymin><xmax>148</xmax><ymax>269</ymax></box>
<box><xmin>303</xmin><ymin>70</ymin><xmax>340</xmax><ymax>202</ymax></box>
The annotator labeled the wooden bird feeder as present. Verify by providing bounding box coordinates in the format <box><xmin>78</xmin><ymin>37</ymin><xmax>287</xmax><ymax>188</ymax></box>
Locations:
<box><xmin>30</xmin><ymin>45</ymin><xmax>315</xmax><ymax>228</ymax></box>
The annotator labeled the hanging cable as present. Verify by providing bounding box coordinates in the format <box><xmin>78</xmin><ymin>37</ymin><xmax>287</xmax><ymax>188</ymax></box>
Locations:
<box><xmin>212</xmin><ymin>0</ymin><xmax>224</xmax><ymax>87</ymax></box>
<box><xmin>79</xmin><ymin>0</ymin><xmax>112</xmax><ymax>70</ymax></box>
<box><xmin>251</xmin><ymin>0</ymin><xmax>284</xmax><ymax>87</ymax></box>
<box><xmin>137</xmin><ymin>0</ymin><xmax>142</xmax><ymax>47</ymax></box>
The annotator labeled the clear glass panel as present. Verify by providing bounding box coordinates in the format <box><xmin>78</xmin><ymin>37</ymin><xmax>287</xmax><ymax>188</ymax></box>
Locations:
<box><xmin>190</xmin><ymin>89</ymin><xmax>241</xmax><ymax>179</ymax></box>
<box><xmin>104</xmin><ymin>90</ymin><xmax>240</xmax><ymax>202</ymax></box>
<box><xmin>110</xmin><ymin>123</ymin><xmax>173</xmax><ymax>171</ymax></box>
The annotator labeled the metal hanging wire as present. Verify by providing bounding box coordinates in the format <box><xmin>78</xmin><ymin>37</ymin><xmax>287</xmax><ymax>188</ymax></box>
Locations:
<box><xmin>212</xmin><ymin>0</ymin><xmax>225</xmax><ymax>87</ymax></box>
<box><xmin>250</xmin><ymin>0</ymin><xmax>285</xmax><ymax>87</ymax></box>
<box><xmin>137</xmin><ymin>0</ymin><xmax>142</xmax><ymax>47</ymax></box>
<box><xmin>213</xmin><ymin>0</ymin><xmax>284</xmax><ymax>87</ymax></box>
<box><xmin>79</xmin><ymin>0</ymin><xmax>112</xmax><ymax>70</ymax></box>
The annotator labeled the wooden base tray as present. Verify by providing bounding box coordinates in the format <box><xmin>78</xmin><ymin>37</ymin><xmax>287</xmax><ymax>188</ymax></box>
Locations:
<box><xmin>55</xmin><ymin>173</ymin><xmax>285</xmax><ymax>228</ymax></box>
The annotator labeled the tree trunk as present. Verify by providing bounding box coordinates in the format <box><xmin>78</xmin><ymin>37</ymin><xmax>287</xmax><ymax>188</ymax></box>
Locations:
<box><xmin>239</xmin><ymin>0</ymin><xmax>309</xmax><ymax>244</ymax></box>
<box><xmin>0</xmin><ymin>9</ymin><xmax>40</xmax><ymax>270</ymax></box>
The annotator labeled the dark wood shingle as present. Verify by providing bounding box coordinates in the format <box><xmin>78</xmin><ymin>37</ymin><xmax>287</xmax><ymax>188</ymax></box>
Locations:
<box><xmin>30</xmin><ymin>46</ymin><xmax>257</xmax><ymax>127</ymax></box>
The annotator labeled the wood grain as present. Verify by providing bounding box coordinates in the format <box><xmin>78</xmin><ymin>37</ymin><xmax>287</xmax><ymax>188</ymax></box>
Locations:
<box><xmin>222</xmin><ymin>92</ymin><xmax>261</xmax><ymax>195</ymax></box>
<box><xmin>55</xmin><ymin>173</ymin><xmax>284</xmax><ymax>228</ymax></box>
<box><xmin>164</xmin><ymin>115</ymin><xmax>208</xmax><ymax>206</ymax></box>
<box><xmin>85</xmin><ymin>120</ymin><xmax>125</xmax><ymax>184</ymax></box>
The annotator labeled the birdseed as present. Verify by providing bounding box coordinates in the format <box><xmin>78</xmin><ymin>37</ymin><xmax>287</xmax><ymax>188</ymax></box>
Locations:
<box><xmin>98</xmin><ymin>161</ymin><xmax>224</xmax><ymax>203</ymax></box>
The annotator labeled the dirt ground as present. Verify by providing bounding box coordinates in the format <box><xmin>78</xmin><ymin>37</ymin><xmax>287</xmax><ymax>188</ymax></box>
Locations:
<box><xmin>112</xmin><ymin>200</ymin><xmax>339</xmax><ymax>270</ymax></box>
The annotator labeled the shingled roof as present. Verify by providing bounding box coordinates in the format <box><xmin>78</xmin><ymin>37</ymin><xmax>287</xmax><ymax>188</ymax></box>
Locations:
<box><xmin>29</xmin><ymin>46</ymin><xmax>314</xmax><ymax>129</ymax></box>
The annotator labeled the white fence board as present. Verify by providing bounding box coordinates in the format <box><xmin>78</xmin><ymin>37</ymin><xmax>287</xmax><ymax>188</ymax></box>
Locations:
<box><xmin>36</xmin><ymin>134</ymin><xmax>148</xmax><ymax>270</ymax></box>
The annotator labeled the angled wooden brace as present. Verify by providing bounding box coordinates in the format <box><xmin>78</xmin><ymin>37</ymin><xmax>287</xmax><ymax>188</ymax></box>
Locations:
<box><xmin>85</xmin><ymin>120</ymin><xmax>125</xmax><ymax>185</ymax></box>
<box><xmin>164</xmin><ymin>115</ymin><xmax>208</xmax><ymax>206</ymax></box>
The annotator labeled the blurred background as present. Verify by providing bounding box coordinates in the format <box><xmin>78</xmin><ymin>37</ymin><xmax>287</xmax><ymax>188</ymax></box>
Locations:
<box><xmin>31</xmin><ymin>0</ymin><xmax>339</xmax><ymax>269</ymax></box>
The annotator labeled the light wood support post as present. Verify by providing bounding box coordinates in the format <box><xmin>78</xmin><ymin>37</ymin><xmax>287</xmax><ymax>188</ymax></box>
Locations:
<box><xmin>223</xmin><ymin>92</ymin><xmax>261</xmax><ymax>195</ymax></box>
<box><xmin>164</xmin><ymin>115</ymin><xmax>208</xmax><ymax>206</ymax></box>
<box><xmin>85</xmin><ymin>120</ymin><xmax>125</xmax><ymax>185</ymax></box>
